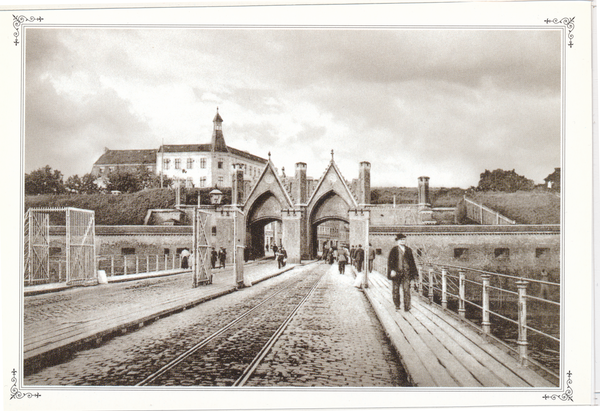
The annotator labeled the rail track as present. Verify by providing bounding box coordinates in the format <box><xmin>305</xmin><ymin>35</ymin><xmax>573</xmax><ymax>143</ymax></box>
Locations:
<box><xmin>136</xmin><ymin>264</ymin><xmax>326</xmax><ymax>387</ymax></box>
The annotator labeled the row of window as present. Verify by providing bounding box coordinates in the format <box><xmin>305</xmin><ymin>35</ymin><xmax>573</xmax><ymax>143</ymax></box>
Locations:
<box><xmin>163</xmin><ymin>158</ymin><xmax>207</xmax><ymax>170</ymax></box>
<box><xmin>453</xmin><ymin>247</ymin><xmax>551</xmax><ymax>260</ymax></box>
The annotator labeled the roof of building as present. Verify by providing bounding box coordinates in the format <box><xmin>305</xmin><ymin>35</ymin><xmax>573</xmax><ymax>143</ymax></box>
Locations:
<box><xmin>94</xmin><ymin>149</ymin><xmax>157</xmax><ymax>166</ymax></box>
<box><xmin>157</xmin><ymin>144</ymin><xmax>266</xmax><ymax>163</ymax></box>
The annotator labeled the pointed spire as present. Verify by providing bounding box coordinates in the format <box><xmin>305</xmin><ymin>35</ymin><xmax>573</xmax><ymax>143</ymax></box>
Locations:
<box><xmin>331</xmin><ymin>149</ymin><xmax>334</xmax><ymax>161</ymax></box>
<box><xmin>211</xmin><ymin>108</ymin><xmax>228</xmax><ymax>153</ymax></box>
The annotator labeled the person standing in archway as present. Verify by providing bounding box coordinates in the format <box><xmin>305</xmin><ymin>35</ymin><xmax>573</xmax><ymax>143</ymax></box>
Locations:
<box><xmin>338</xmin><ymin>246</ymin><xmax>349</xmax><ymax>275</ymax></box>
<box><xmin>387</xmin><ymin>234</ymin><xmax>418</xmax><ymax>311</ymax></box>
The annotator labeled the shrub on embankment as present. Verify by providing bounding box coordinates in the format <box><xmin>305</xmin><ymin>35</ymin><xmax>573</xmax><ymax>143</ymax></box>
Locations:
<box><xmin>468</xmin><ymin>191</ymin><xmax>560</xmax><ymax>224</ymax></box>
<box><xmin>25</xmin><ymin>189</ymin><xmax>177</xmax><ymax>225</ymax></box>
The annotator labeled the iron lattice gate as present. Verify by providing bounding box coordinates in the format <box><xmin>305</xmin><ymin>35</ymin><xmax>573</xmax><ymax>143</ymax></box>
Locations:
<box><xmin>193</xmin><ymin>209</ymin><xmax>212</xmax><ymax>287</ymax></box>
<box><xmin>66</xmin><ymin>208</ymin><xmax>97</xmax><ymax>286</ymax></box>
<box><xmin>232</xmin><ymin>208</ymin><xmax>245</xmax><ymax>287</ymax></box>
<box><xmin>24</xmin><ymin>207</ymin><xmax>96</xmax><ymax>286</ymax></box>
<box><xmin>24</xmin><ymin>209</ymin><xmax>50</xmax><ymax>285</ymax></box>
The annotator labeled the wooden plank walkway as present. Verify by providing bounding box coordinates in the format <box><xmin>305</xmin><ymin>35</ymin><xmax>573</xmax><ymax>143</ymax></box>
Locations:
<box><xmin>363</xmin><ymin>271</ymin><xmax>555</xmax><ymax>387</ymax></box>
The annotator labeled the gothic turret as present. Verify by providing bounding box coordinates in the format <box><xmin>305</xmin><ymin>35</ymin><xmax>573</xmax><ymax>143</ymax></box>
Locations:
<box><xmin>211</xmin><ymin>108</ymin><xmax>229</xmax><ymax>153</ymax></box>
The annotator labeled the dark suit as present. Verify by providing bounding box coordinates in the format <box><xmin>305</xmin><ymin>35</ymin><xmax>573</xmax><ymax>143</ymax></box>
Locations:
<box><xmin>355</xmin><ymin>247</ymin><xmax>365</xmax><ymax>272</ymax></box>
<box><xmin>387</xmin><ymin>245</ymin><xmax>419</xmax><ymax>311</ymax></box>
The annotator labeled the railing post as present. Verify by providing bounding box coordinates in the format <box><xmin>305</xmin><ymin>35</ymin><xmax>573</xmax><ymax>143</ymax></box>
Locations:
<box><xmin>110</xmin><ymin>255</ymin><xmax>114</xmax><ymax>276</ymax></box>
<box><xmin>58</xmin><ymin>261</ymin><xmax>62</xmax><ymax>282</ymax></box>
<box><xmin>146</xmin><ymin>255</ymin><xmax>150</xmax><ymax>273</ymax></box>
<box><xmin>156</xmin><ymin>255</ymin><xmax>159</xmax><ymax>272</ymax></box>
<box><xmin>428</xmin><ymin>268</ymin><xmax>434</xmax><ymax>304</ymax></box>
<box><xmin>172</xmin><ymin>254</ymin><xmax>176</xmax><ymax>270</ymax></box>
<box><xmin>164</xmin><ymin>254</ymin><xmax>168</xmax><ymax>270</ymax></box>
<box><xmin>441</xmin><ymin>267</ymin><xmax>448</xmax><ymax>309</ymax></box>
<box><xmin>481</xmin><ymin>274</ymin><xmax>491</xmax><ymax>334</ymax></box>
<box><xmin>517</xmin><ymin>280</ymin><xmax>529</xmax><ymax>366</ymax></box>
<box><xmin>124</xmin><ymin>255</ymin><xmax>128</xmax><ymax>276</ymax></box>
<box><xmin>135</xmin><ymin>255</ymin><xmax>139</xmax><ymax>274</ymax></box>
<box><xmin>458</xmin><ymin>270</ymin><xmax>466</xmax><ymax>318</ymax></box>
<box><xmin>417</xmin><ymin>265</ymin><xmax>423</xmax><ymax>296</ymax></box>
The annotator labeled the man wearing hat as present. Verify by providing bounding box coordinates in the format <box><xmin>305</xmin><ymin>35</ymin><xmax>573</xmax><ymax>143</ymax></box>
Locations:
<box><xmin>387</xmin><ymin>234</ymin><xmax>419</xmax><ymax>311</ymax></box>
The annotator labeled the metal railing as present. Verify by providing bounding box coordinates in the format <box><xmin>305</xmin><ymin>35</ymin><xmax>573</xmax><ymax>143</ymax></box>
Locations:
<box><xmin>96</xmin><ymin>254</ymin><xmax>183</xmax><ymax>277</ymax></box>
<box><xmin>463</xmin><ymin>197</ymin><xmax>516</xmax><ymax>225</ymax></box>
<box><xmin>372</xmin><ymin>256</ymin><xmax>560</xmax><ymax>377</ymax></box>
<box><xmin>419</xmin><ymin>263</ymin><xmax>560</xmax><ymax>376</ymax></box>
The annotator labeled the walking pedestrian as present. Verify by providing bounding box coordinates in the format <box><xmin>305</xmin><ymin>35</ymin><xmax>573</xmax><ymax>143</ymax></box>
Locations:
<box><xmin>350</xmin><ymin>245</ymin><xmax>356</xmax><ymax>268</ymax></box>
<box><xmin>387</xmin><ymin>234</ymin><xmax>418</xmax><ymax>311</ymax></box>
<box><xmin>219</xmin><ymin>247</ymin><xmax>227</xmax><ymax>268</ymax></box>
<box><xmin>540</xmin><ymin>269</ymin><xmax>551</xmax><ymax>299</ymax></box>
<box><xmin>353</xmin><ymin>245</ymin><xmax>367</xmax><ymax>289</ymax></box>
<box><xmin>277</xmin><ymin>247</ymin><xmax>287</xmax><ymax>269</ymax></box>
<box><xmin>337</xmin><ymin>246</ymin><xmax>349</xmax><ymax>274</ymax></box>
<box><xmin>180</xmin><ymin>248</ymin><xmax>191</xmax><ymax>269</ymax></box>
<box><xmin>210</xmin><ymin>247</ymin><xmax>218</xmax><ymax>269</ymax></box>
<box><xmin>368</xmin><ymin>243</ymin><xmax>376</xmax><ymax>273</ymax></box>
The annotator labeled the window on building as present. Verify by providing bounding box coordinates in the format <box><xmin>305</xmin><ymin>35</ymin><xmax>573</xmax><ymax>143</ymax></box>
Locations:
<box><xmin>109</xmin><ymin>166</ymin><xmax>115</xmax><ymax>172</ymax></box>
<box><xmin>200</xmin><ymin>158</ymin><xmax>206</xmax><ymax>169</ymax></box>
<box><xmin>146</xmin><ymin>166</ymin><xmax>153</xmax><ymax>172</ymax></box>
<box><xmin>199</xmin><ymin>177</ymin><xmax>206</xmax><ymax>188</ymax></box>
<box><xmin>218</xmin><ymin>161</ymin><xmax>223</xmax><ymax>169</ymax></box>
<box><xmin>376</xmin><ymin>248</ymin><xmax>382</xmax><ymax>255</ymax></box>
<box><xmin>121</xmin><ymin>248</ymin><xmax>136</xmax><ymax>255</ymax></box>
<box><xmin>49</xmin><ymin>247</ymin><xmax>62</xmax><ymax>256</ymax></box>
<box><xmin>187</xmin><ymin>158</ymin><xmax>194</xmax><ymax>169</ymax></box>
<box><xmin>454</xmin><ymin>248</ymin><xmax>469</xmax><ymax>259</ymax></box>
<box><xmin>218</xmin><ymin>176</ymin><xmax>224</xmax><ymax>185</ymax></box>
<box><xmin>163</xmin><ymin>159</ymin><xmax>170</xmax><ymax>170</ymax></box>
<box><xmin>536</xmin><ymin>248</ymin><xmax>550</xmax><ymax>258</ymax></box>
<box><xmin>99</xmin><ymin>167</ymin><xmax>105</xmax><ymax>173</ymax></box>
<box><xmin>164</xmin><ymin>248</ymin><xmax>170</xmax><ymax>255</ymax></box>
<box><xmin>494</xmin><ymin>248</ymin><xmax>510</xmax><ymax>259</ymax></box>
<box><xmin>175</xmin><ymin>158</ymin><xmax>181</xmax><ymax>169</ymax></box>
<box><xmin>212</xmin><ymin>226</ymin><xmax>217</xmax><ymax>236</ymax></box>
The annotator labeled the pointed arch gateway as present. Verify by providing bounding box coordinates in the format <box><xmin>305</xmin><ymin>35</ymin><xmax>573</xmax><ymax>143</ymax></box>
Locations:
<box><xmin>243</xmin><ymin>159</ymin><xmax>294</xmax><ymax>260</ymax></box>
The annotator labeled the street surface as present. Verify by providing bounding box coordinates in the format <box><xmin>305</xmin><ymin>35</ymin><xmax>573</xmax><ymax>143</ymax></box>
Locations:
<box><xmin>25</xmin><ymin>262</ymin><xmax>409</xmax><ymax>387</ymax></box>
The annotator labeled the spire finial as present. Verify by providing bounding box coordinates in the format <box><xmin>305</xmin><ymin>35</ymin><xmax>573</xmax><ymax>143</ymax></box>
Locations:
<box><xmin>331</xmin><ymin>149</ymin><xmax>334</xmax><ymax>160</ymax></box>
<box><xmin>268</xmin><ymin>151</ymin><xmax>271</xmax><ymax>160</ymax></box>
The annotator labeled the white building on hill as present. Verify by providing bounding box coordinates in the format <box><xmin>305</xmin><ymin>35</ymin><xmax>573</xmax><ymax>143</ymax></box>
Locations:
<box><xmin>92</xmin><ymin>109</ymin><xmax>267</xmax><ymax>188</ymax></box>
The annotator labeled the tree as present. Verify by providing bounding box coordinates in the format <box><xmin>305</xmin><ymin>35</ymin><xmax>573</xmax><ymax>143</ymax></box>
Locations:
<box><xmin>105</xmin><ymin>169</ymin><xmax>143</xmax><ymax>193</ymax></box>
<box><xmin>476</xmin><ymin>169</ymin><xmax>534</xmax><ymax>192</ymax></box>
<box><xmin>64</xmin><ymin>173</ymin><xmax>100</xmax><ymax>194</ymax></box>
<box><xmin>25</xmin><ymin>165</ymin><xmax>65</xmax><ymax>195</ymax></box>
<box><xmin>544</xmin><ymin>168</ymin><xmax>561</xmax><ymax>191</ymax></box>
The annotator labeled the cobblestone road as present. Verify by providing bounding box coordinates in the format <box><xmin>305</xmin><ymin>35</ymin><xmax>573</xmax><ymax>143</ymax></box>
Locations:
<box><xmin>245</xmin><ymin>263</ymin><xmax>409</xmax><ymax>387</ymax></box>
<box><xmin>24</xmin><ymin>260</ymin><xmax>275</xmax><ymax>329</ymax></box>
<box><xmin>25</xmin><ymin>262</ymin><xmax>409</xmax><ymax>387</ymax></box>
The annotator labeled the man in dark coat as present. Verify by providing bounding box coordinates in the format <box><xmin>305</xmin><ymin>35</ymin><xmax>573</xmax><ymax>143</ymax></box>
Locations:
<box><xmin>355</xmin><ymin>244</ymin><xmax>365</xmax><ymax>273</ymax></box>
<box><xmin>210</xmin><ymin>247</ymin><xmax>218</xmax><ymax>269</ymax></box>
<box><xmin>387</xmin><ymin>234</ymin><xmax>419</xmax><ymax>311</ymax></box>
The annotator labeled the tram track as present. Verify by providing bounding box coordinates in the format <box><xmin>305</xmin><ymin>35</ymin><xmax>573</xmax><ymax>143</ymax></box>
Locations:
<box><xmin>136</xmin><ymin>264</ymin><xmax>327</xmax><ymax>387</ymax></box>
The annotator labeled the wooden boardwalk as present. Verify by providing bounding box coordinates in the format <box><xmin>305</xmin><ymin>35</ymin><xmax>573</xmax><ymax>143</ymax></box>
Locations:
<box><xmin>364</xmin><ymin>271</ymin><xmax>555</xmax><ymax>387</ymax></box>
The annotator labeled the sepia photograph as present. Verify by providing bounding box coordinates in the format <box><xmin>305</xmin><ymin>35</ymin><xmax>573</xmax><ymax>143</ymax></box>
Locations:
<box><xmin>1</xmin><ymin>1</ymin><xmax>595</xmax><ymax>410</ymax></box>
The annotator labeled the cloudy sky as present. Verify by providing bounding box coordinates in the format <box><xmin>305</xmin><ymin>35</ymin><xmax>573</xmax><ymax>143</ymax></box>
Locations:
<box><xmin>25</xmin><ymin>27</ymin><xmax>561</xmax><ymax>188</ymax></box>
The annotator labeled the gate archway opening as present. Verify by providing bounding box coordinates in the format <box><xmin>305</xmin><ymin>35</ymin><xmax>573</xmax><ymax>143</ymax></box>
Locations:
<box><xmin>248</xmin><ymin>217</ymin><xmax>281</xmax><ymax>261</ymax></box>
<box><xmin>311</xmin><ymin>218</ymin><xmax>350</xmax><ymax>259</ymax></box>
<box><xmin>246</xmin><ymin>191</ymin><xmax>284</xmax><ymax>261</ymax></box>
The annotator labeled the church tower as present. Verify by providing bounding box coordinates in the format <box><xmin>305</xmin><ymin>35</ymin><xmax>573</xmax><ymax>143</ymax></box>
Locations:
<box><xmin>211</xmin><ymin>108</ymin><xmax>229</xmax><ymax>188</ymax></box>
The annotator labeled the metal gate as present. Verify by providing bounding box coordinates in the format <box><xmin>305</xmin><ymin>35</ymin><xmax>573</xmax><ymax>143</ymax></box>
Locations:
<box><xmin>24</xmin><ymin>207</ymin><xmax>96</xmax><ymax>286</ymax></box>
<box><xmin>24</xmin><ymin>209</ymin><xmax>50</xmax><ymax>285</ymax></box>
<box><xmin>232</xmin><ymin>208</ymin><xmax>245</xmax><ymax>287</ymax></box>
<box><xmin>66</xmin><ymin>208</ymin><xmax>97</xmax><ymax>286</ymax></box>
<box><xmin>193</xmin><ymin>209</ymin><xmax>212</xmax><ymax>287</ymax></box>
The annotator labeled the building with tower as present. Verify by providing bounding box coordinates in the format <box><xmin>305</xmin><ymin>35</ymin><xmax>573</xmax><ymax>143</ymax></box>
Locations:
<box><xmin>91</xmin><ymin>109</ymin><xmax>267</xmax><ymax>189</ymax></box>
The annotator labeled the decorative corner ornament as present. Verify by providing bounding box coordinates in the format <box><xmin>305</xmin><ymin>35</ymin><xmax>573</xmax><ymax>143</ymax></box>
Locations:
<box><xmin>542</xmin><ymin>370</ymin><xmax>573</xmax><ymax>402</ymax></box>
<box><xmin>9</xmin><ymin>369</ymin><xmax>41</xmax><ymax>400</ymax></box>
<box><xmin>544</xmin><ymin>17</ymin><xmax>575</xmax><ymax>48</ymax></box>
<box><xmin>13</xmin><ymin>15</ymin><xmax>44</xmax><ymax>46</ymax></box>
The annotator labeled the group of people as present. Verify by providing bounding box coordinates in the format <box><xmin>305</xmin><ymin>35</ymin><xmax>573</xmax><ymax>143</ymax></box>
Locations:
<box><xmin>210</xmin><ymin>247</ymin><xmax>227</xmax><ymax>269</ymax></box>
<box><xmin>322</xmin><ymin>234</ymin><xmax>418</xmax><ymax>312</ymax></box>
